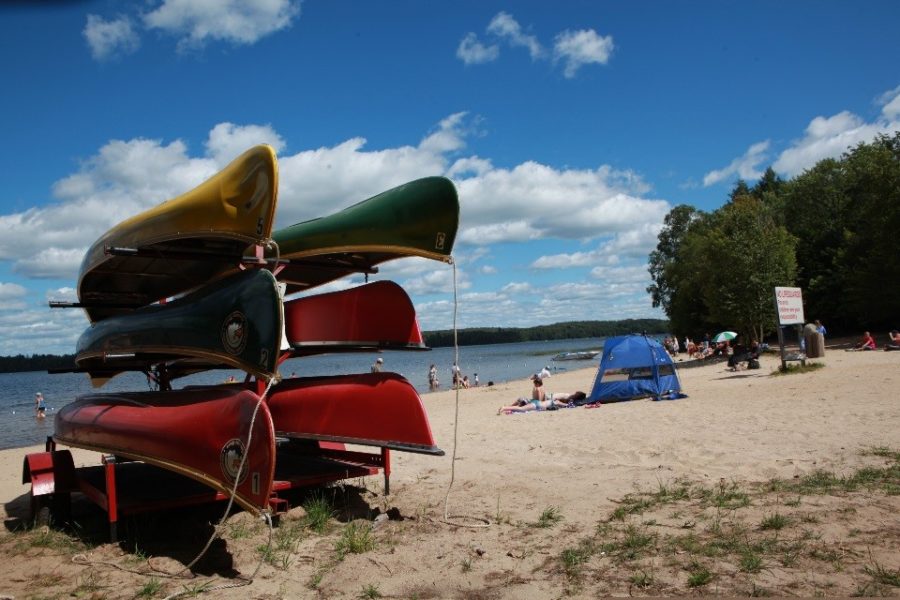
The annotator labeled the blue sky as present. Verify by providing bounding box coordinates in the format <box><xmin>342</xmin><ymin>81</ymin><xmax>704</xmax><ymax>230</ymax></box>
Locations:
<box><xmin>1</xmin><ymin>1</ymin><xmax>899</xmax><ymax>356</ymax></box>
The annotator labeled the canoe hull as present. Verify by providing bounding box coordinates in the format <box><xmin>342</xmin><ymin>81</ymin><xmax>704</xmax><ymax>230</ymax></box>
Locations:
<box><xmin>272</xmin><ymin>177</ymin><xmax>458</xmax><ymax>294</ymax></box>
<box><xmin>54</xmin><ymin>387</ymin><xmax>276</xmax><ymax>515</ymax></box>
<box><xmin>76</xmin><ymin>268</ymin><xmax>284</xmax><ymax>386</ymax></box>
<box><xmin>266</xmin><ymin>373</ymin><xmax>443</xmax><ymax>455</ymax></box>
<box><xmin>285</xmin><ymin>281</ymin><xmax>426</xmax><ymax>354</ymax></box>
<box><xmin>78</xmin><ymin>145</ymin><xmax>278</xmax><ymax>322</ymax></box>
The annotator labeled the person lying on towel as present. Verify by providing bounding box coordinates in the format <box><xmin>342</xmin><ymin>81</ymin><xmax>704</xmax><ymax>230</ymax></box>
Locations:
<box><xmin>497</xmin><ymin>379</ymin><xmax>586</xmax><ymax>414</ymax></box>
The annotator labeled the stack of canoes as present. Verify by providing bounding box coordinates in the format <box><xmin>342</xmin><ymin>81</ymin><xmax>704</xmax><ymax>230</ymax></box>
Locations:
<box><xmin>55</xmin><ymin>144</ymin><xmax>459</xmax><ymax>515</ymax></box>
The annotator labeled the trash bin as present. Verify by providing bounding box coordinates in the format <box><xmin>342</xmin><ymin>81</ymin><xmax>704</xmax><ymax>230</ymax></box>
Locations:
<box><xmin>803</xmin><ymin>323</ymin><xmax>825</xmax><ymax>358</ymax></box>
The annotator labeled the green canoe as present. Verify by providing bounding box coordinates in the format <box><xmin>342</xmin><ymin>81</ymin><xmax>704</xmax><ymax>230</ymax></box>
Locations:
<box><xmin>270</xmin><ymin>176</ymin><xmax>459</xmax><ymax>293</ymax></box>
<box><xmin>75</xmin><ymin>268</ymin><xmax>284</xmax><ymax>387</ymax></box>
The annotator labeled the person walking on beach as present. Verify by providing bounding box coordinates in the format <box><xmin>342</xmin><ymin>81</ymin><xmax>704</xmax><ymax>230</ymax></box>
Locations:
<box><xmin>371</xmin><ymin>357</ymin><xmax>384</xmax><ymax>373</ymax></box>
<box><xmin>34</xmin><ymin>392</ymin><xmax>46</xmax><ymax>419</ymax></box>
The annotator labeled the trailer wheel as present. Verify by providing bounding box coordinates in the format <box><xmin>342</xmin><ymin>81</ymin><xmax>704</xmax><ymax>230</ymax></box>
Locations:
<box><xmin>30</xmin><ymin>492</ymin><xmax>70</xmax><ymax>528</ymax></box>
<box><xmin>30</xmin><ymin>493</ymin><xmax>51</xmax><ymax>527</ymax></box>
<box><xmin>35</xmin><ymin>505</ymin><xmax>51</xmax><ymax>528</ymax></box>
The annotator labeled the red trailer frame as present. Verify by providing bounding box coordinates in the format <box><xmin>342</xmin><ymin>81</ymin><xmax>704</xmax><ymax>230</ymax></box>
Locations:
<box><xmin>23</xmin><ymin>436</ymin><xmax>390</xmax><ymax>542</ymax></box>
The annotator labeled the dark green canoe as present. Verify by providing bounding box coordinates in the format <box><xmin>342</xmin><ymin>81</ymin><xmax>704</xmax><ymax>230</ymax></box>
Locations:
<box><xmin>271</xmin><ymin>176</ymin><xmax>459</xmax><ymax>294</ymax></box>
<box><xmin>75</xmin><ymin>268</ymin><xmax>283</xmax><ymax>387</ymax></box>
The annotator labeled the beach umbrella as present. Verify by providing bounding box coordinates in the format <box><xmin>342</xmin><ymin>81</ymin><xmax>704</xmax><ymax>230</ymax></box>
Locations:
<box><xmin>713</xmin><ymin>331</ymin><xmax>738</xmax><ymax>343</ymax></box>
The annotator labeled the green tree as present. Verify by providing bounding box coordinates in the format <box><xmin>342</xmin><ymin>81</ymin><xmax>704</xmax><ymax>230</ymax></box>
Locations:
<box><xmin>836</xmin><ymin>133</ymin><xmax>900</xmax><ymax>328</ymax></box>
<box><xmin>690</xmin><ymin>197</ymin><xmax>797</xmax><ymax>341</ymax></box>
<box><xmin>729</xmin><ymin>179</ymin><xmax>751</xmax><ymax>202</ymax></box>
<box><xmin>646</xmin><ymin>205</ymin><xmax>701</xmax><ymax>315</ymax></box>
<box><xmin>781</xmin><ymin>158</ymin><xmax>850</xmax><ymax>328</ymax></box>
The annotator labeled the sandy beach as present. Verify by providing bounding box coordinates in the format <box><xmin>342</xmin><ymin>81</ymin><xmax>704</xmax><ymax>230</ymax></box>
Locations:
<box><xmin>2</xmin><ymin>347</ymin><xmax>898</xmax><ymax>598</ymax></box>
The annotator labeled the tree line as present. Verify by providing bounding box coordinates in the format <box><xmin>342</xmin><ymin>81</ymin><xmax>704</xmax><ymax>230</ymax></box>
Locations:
<box><xmin>0</xmin><ymin>320</ymin><xmax>669</xmax><ymax>372</ymax></box>
<box><xmin>0</xmin><ymin>353</ymin><xmax>76</xmax><ymax>373</ymax></box>
<box><xmin>647</xmin><ymin>132</ymin><xmax>900</xmax><ymax>342</ymax></box>
<box><xmin>423</xmin><ymin>319</ymin><xmax>669</xmax><ymax>347</ymax></box>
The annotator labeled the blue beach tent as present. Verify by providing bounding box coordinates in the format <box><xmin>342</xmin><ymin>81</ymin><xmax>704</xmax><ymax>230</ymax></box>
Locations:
<box><xmin>587</xmin><ymin>335</ymin><xmax>682</xmax><ymax>403</ymax></box>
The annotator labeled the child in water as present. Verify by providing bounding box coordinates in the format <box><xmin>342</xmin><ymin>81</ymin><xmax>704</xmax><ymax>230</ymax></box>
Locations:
<box><xmin>34</xmin><ymin>392</ymin><xmax>46</xmax><ymax>418</ymax></box>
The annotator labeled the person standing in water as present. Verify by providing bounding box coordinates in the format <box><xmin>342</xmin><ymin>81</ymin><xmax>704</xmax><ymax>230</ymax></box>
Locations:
<box><xmin>34</xmin><ymin>392</ymin><xmax>46</xmax><ymax>419</ymax></box>
<box><xmin>428</xmin><ymin>364</ymin><xmax>439</xmax><ymax>390</ymax></box>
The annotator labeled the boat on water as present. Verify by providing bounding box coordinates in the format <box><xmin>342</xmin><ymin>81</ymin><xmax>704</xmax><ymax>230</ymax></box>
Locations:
<box><xmin>78</xmin><ymin>144</ymin><xmax>279</xmax><ymax>322</ymax></box>
<box><xmin>552</xmin><ymin>350</ymin><xmax>600</xmax><ymax>361</ymax></box>
<box><xmin>75</xmin><ymin>268</ymin><xmax>284</xmax><ymax>387</ymax></box>
<box><xmin>271</xmin><ymin>176</ymin><xmax>458</xmax><ymax>294</ymax></box>
<box><xmin>284</xmin><ymin>281</ymin><xmax>427</xmax><ymax>355</ymax></box>
<box><xmin>264</xmin><ymin>372</ymin><xmax>442</xmax><ymax>455</ymax></box>
<box><xmin>53</xmin><ymin>386</ymin><xmax>277</xmax><ymax>516</ymax></box>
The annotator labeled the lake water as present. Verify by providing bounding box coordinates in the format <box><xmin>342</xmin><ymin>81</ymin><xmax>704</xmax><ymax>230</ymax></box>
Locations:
<box><xmin>0</xmin><ymin>337</ymin><xmax>606</xmax><ymax>451</ymax></box>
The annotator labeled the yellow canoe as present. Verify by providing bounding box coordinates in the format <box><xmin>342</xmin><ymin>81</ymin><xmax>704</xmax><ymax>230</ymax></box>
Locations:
<box><xmin>78</xmin><ymin>144</ymin><xmax>278</xmax><ymax>322</ymax></box>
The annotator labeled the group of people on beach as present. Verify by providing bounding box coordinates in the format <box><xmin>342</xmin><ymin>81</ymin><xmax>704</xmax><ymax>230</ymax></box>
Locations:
<box><xmin>448</xmin><ymin>362</ymin><xmax>480</xmax><ymax>389</ymax></box>
<box><xmin>850</xmin><ymin>329</ymin><xmax>900</xmax><ymax>351</ymax></box>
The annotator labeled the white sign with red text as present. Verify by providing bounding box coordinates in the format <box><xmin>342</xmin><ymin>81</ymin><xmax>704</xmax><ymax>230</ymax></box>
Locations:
<box><xmin>775</xmin><ymin>286</ymin><xmax>805</xmax><ymax>325</ymax></box>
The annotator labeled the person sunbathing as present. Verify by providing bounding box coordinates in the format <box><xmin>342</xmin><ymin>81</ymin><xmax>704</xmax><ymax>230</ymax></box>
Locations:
<box><xmin>497</xmin><ymin>377</ymin><xmax>570</xmax><ymax>414</ymax></box>
<box><xmin>498</xmin><ymin>396</ymin><xmax>572</xmax><ymax>414</ymax></box>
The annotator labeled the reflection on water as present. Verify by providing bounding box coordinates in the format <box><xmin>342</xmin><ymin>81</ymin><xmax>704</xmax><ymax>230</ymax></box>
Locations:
<box><xmin>0</xmin><ymin>337</ymin><xmax>608</xmax><ymax>450</ymax></box>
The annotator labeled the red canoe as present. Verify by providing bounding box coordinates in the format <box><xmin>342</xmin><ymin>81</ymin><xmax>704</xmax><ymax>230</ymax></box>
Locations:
<box><xmin>54</xmin><ymin>387</ymin><xmax>276</xmax><ymax>515</ymax></box>
<box><xmin>266</xmin><ymin>373</ymin><xmax>443</xmax><ymax>455</ymax></box>
<box><xmin>284</xmin><ymin>281</ymin><xmax>427</xmax><ymax>355</ymax></box>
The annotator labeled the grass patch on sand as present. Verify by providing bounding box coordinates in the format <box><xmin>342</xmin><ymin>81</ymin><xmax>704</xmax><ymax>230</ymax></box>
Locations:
<box><xmin>531</xmin><ymin>505</ymin><xmax>564</xmax><ymax>528</ymax></box>
<box><xmin>773</xmin><ymin>361</ymin><xmax>825</xmax><ymax>375</ymax></box>
<box><xmin>553</xmin><ymin>448</ymin><xmax>900</xmax><ymax>595</ymax></box>
<box><xmin>335</xmin><ymin>521</ymin><xmax>376</xmax><ymax>559</ymax></box>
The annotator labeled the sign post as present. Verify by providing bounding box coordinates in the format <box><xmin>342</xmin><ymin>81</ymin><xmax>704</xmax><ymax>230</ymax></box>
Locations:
<box><xmin>774</xmin><ymin>286</ymin><xmax>806</xmax><ymax>370</ymax></box>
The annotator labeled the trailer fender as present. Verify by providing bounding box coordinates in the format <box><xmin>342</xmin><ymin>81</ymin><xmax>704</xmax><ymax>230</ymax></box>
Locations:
<box><xmin>22</xmin><ymin>450</ymin><xmax>77</xmax><ymax>497</ymax></box>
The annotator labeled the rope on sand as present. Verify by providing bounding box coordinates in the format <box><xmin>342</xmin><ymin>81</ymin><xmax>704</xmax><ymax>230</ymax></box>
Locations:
<box><xmin>441</xmin><ymin>260</ymin><xmax>491</xmax><ymax>529</ymax></box>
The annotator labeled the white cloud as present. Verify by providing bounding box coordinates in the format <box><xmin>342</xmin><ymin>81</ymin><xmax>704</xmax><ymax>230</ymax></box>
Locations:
<box><xmin>773</xmin><ymin>109</ymin><xmax>897</xmax><ymax>177</ymax></box>
<box><xmin>458</xmin><ymin>13</ymin><xmax>613</xmax><ymax>77</ymax></box>
<box><xmin>501</xmin><ymin>282</ymin><xmax>532</xmax><ymax>295</ymax></box>
<box><xmin>13</xmin><ymin>248</ymin><xmax>84</xmax><ymax>279</ymax></box>
<box><xmin>46</xmin><ymin>287</ymin><xmax>78</xmax><ymax>303</ymax></box>
<box><xmin>143</xmin><ymin>0</ymin><xmax>300</xmax><ymax>50</ymax></box>
<box><xmin>205</xmin><ymin>122</ymin><xmax>286</xmax><ymax>164</ymax></box>
<box><xmin>709</xmin><ymin>87</ymin><xmax>900</xmax><ymax>184</ymax></box>
<box><xmin>553</xmin><ymin>29</ymin><xmax>614</xmax><ymax>78</ymax></box>
<box><xmin>703</xmin><ymin>140</ymin><xmax>770</xmax><ymax>187</ymax></box>
<box><xmin>0</xmin><ymin>283</ymin><xmax>27</xmax><ymax>301</ymax></box>
<box><xmin>878</xmin><ymin>86</ymin><xmax>900</xmax><ymax>119</ymax></box>
<box><xmin>402</xmin><ymin>266</ymin><xmax>469</xmax><ymax>296</ymax></box>
<box><xmin>478</xmin><ymin>265</ymin><xmax>497</xmax><ymax>275</ymax></box>
<box><xmin>83</xmin><ymin>14</ymin><xmax>140</xmax><ymax>61</ymax></box>
<box><xmin>487</xmin><ymin>12</ymin><xmax>543</xmax><ymax>59</ymax></box>
<box><xmin>456</xmin><ymin>32</ymin><xmax>499</xmax><ymax>65</ymax></box>
<box><xmin>530</xmin><ymin>225</ymin><xmax>658</xmax><ymax>270</ymax></box>
<box><xmin>455</xmin><ymin>162</ymin><xmax>668</xmax><ymax>243</ymax></box>
<box><xmin>448</xmin><ymin>156</ymin><xmax>493</xmax><ymax>178</ymax></box>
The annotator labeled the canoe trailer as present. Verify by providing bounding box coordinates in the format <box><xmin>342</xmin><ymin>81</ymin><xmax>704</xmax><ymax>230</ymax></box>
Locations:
<box><xmin>22</xmin><ymin>436</ymin><xmax>391</xmax><ymax>542</ymax></box>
